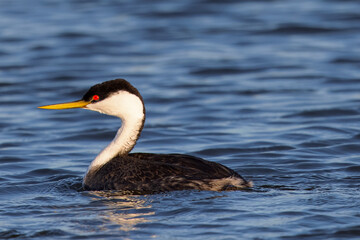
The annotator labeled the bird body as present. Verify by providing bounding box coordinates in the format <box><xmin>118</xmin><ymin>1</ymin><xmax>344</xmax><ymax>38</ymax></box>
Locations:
<box><xmin>84</xmin><ymin>153</ymin><xmax>248</xmax><ymax>193</ymax></box>
<box><xmin>39</xmin><ymin>79</ymin><xmax>252</xmax><ymax>193</ymax></box>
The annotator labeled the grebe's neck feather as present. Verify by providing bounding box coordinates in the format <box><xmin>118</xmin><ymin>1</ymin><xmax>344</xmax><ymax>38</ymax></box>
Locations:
<box><xmin>84</xmin><ymin>91</ymin><xmax>145</xmax><ymax>174</ymax></box>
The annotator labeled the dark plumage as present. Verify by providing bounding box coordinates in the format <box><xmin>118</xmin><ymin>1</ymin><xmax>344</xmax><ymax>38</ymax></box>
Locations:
<box><xmin>84</xmin><ymin>153</ymin><xmax>251</xmax><ymax>193</ymax></box>
<box><xmin>82</xmin><ymin>79</ymin><xmax>144</xmax><ymax>104</ymax></box>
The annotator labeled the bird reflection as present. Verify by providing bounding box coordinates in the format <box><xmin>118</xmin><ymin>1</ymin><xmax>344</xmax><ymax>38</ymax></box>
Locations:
<box><xmin>89</xmin><ymin>191</ymin><xmax>155</xmax><ymax>232</ymax></box>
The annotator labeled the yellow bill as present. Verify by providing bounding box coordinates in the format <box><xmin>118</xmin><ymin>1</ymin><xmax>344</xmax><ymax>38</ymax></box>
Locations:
<box><xmin>38</xmin><ymin>100</ymin><xmax>90</xmax><ymax>110</ymax></box>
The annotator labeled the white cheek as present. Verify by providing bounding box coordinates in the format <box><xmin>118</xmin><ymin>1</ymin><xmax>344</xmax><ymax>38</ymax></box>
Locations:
<box><xmin>86</xmin><ymin>91</ymin><xmax>144</xmax><ymax>120</ymax></box>
<box><xmin>87</xmin><ymin>101</ymin><xmax>114</xmax><ymax>115</ymax></box>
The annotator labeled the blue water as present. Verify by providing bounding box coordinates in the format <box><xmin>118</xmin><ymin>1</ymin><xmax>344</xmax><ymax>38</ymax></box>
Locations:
<box><xmin>1</xmin><ymin>0</ymin><xmax>360</xmax><ymax>239</ymax></box>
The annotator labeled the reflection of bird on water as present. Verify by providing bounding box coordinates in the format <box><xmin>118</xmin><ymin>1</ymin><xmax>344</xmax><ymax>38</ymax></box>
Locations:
<box><xmin>90</xmin><ymin>192</ymin><xmax>154</xmax><ymax>232</ymax></box>
<box><xmin>39</xmin><ymin>79</ymin><xmax>252</xmax><ymax>193</ymax></box>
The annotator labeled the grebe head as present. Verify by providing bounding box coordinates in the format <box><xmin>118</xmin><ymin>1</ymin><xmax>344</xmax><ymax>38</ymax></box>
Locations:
<box><xmin>83</xmin><ymin>79</ymin><xmax>145</xmax><ymax>121</ymax></box>
<box><xmin>39</xmin><ymin>79</ymin><xmax>145</xmax><ymax>122</ymax></box>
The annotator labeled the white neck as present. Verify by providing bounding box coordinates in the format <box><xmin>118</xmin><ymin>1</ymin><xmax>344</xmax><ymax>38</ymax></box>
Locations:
<box><xmin>83</xmin><ymin>91</ymin><xmax>145</xmax><ymax>177</ymax></box>
<box><xmin>86</xmin><ymin>117</ymin><xmax>143</xmax><ymax>173</ymax></box>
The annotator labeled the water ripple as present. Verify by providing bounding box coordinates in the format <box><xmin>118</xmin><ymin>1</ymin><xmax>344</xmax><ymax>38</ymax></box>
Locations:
<box><xmin>1</xmin><ymin>0</ymin><xmax>360</xmax><ymax>239</ymax></box>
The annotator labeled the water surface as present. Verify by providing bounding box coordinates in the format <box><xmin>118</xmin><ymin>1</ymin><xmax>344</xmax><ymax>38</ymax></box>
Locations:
<box><xmin>1</xmin><ymin>0</ymin><xmax>360</xmax><ymax>239</ymax></box>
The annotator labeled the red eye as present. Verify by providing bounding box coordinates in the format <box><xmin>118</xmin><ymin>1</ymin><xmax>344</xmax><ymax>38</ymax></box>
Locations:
<box><xmin>92</xmin><ymin>95</ymin><xmax>100</xmax><ymax>101</ymax></box>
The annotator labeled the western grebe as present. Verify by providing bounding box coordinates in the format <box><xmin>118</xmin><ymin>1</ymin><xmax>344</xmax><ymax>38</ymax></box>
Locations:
<box><xmin>39</xmin><ymin>79</ymin><xmax>252</xmax><ymax>193</ymax></box>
